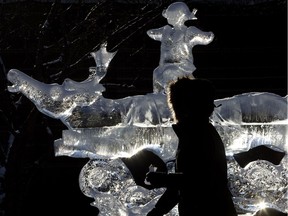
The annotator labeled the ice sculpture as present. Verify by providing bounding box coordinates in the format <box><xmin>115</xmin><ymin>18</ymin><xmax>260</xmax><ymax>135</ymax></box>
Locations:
<box><xmin>7</xmin><ymin>43</ymin><xmax>113</xmax><ymax>121</ymax></box>
<box><xmin>6</xmin><ymin>2</ymin><xmax>287</xmax><ymax>216</ymax></box>
<box><xmin>147</xmin><ymin>2</ymin><xmax>214</xmax><ymax>93</ymax></box>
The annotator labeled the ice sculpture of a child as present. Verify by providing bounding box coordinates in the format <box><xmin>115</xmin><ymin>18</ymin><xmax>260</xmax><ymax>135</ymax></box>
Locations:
<box><xmin>147</xmin><ymin>2</ymin><xmax>214</xmax><ymax>93</ymax></box>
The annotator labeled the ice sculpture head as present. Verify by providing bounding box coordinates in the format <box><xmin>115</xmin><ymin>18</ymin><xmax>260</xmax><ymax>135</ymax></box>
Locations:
<box><xmin>162</xmin><ymin>2</ymin><xmax>197</xmax><ymax>26</ymax></box>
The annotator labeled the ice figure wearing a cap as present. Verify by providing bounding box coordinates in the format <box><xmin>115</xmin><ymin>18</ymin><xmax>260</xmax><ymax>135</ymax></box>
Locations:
<box><xmin>147</xmin><ymin>2</ymin><xmax>214</xmax><ymax>93</ymax></box>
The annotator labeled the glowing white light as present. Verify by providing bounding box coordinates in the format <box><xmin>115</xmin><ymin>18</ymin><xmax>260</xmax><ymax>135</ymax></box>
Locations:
<box><xmin>257</xmin><ymin>201</ymin><xmax>267</xmax><ymax>210</ymax></box>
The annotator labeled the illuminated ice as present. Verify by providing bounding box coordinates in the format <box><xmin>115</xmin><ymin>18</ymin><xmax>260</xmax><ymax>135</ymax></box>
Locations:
<box><xmin>6</xmin><ymin>2</ymin><xmax>287</xmax><ymax>215</ymax></box>
<box><xmin>79</xmin><ymin>158</ymin><xmax>168</xmax><ymax>216</ymax></box>
<box><xmin>147</xmin><ymin>2</ymin><xmax>214</xmax><ymax>93</ymax></box>
<box><xmin>6</xmin><ymin>44</ymin><xmax>114</xmax><ymax>120</ymax></box>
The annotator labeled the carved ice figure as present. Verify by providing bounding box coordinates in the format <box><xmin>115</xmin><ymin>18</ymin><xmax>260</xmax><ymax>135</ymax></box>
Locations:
<box><xmin>147</xmin><ymin>2</ymin><xmax>214</xmax><ymax>93</ymax></box>
<box><xmin>212</xmin><ymin>92</ymin><xmax>288</xmax><ymax>124</ymax></box>
<box><xmin>212</xmin><ymin>92</ymin><xmax>288</xmax><ymax>156</ymax></box>
<box><xmin>7</xmin><ymin>51</ymin><xmax>288</xmax><ymax>215</ymax></box>
<box><xmin>7</xmin><ymin>44</ymin><xmax>114</xmax><ymax>120</ymax></box>
<box><xmin>7</xmin><ymin>45</ymin><xmax>171</xmax><ymax>129</ymax></box>
<box><xmin>78</xmin><ymin>151</ymin><xmax>171</xmax><ymax>216</ymax></box>
<box><xmin>64</xmin><ymin>92</ymin><xmax>171</xmax><ymax>128</ymax></box>
<box><xmin>6</xmin><ymin>2</ymin><xmax>288</xmax><ymax>215</ymax></box>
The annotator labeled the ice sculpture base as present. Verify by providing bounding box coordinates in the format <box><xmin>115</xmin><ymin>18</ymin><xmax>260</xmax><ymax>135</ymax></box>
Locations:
<box><xmin>54</xmin><ymin>126</ymin><xmax>178</xmax><ymax>161</ymax></box>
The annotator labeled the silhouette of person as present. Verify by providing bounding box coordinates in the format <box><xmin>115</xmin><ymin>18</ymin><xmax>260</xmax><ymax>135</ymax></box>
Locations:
<box><xmin>145</xmin><ymin>77</ymin><xmax>237</xmax><ymax>216</ymax></box>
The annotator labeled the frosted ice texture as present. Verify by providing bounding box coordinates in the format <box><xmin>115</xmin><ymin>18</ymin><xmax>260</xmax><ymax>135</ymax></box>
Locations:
<box><xmin>6</xmin><ymin>2</ymin><xmax>287</xmax><ymax>215</ymax></box>
<box><xmin>79</xmin><ymin>158</ymin><xmax>168</xmax><ymax>216</ymax></box>
<box><xmin>147</xmin><ymin>2</ymin><xmax>214</xmax><ymax>93</ymax></box>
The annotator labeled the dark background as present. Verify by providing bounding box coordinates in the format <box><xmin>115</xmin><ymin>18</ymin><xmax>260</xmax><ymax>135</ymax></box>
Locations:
<box><xmin>0</xmin><ymin>0</ymin><xmax>287</xmax><ymax>215</ymax></box>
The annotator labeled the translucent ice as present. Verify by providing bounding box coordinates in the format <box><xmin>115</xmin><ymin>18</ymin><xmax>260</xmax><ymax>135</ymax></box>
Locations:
<box><xmin>6</xmin><ymin>2</ymin><xmax>287</xmax><ymax>215</ymax></box>
<box><xmin>79</xmin><ymin>158</ymin><xmax>168</xmax><ymax>216</ymax></box>
<box><xmin>7</xmin><ymin>49</ymin><xmax>171</xmax><ymax>129</ymax></box>
<box><xmin>147</xmin><ymin>2</ymin><xmax>214</xmax><ymax>93</ymax></box>
<box><xmin>7</xmin><ymin>44</ymin><xmax>115</xmax><ymax>120</ymax></box>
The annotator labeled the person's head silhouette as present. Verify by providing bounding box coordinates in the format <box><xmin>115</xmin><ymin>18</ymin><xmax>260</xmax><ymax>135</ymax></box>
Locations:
<box><xmin>167</xmin><ymin>77</ymin><xmax>215</xmax><ymax>123</ymax></box>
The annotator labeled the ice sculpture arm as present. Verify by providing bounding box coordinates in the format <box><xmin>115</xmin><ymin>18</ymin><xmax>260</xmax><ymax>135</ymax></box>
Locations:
<box><xmin>147</xmin><ymin>27</ymin><xmax>164</xmax><ymax>41</ymax></box>
<box><xmin>187</xmin><ymin>26</ymin><xmax>214</xmax><ymax>46</ymax></box>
